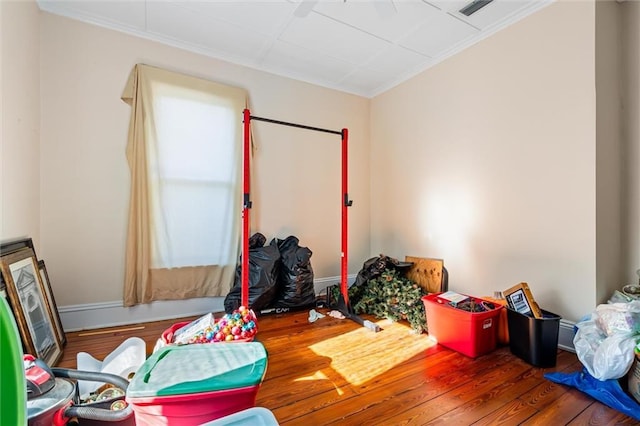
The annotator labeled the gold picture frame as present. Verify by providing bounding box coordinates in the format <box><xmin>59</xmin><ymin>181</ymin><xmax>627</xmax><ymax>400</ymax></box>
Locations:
<box><xmin>0</xmin><ymin>248</ymin><xmax>62</xmax><ymax>366</ymax></box>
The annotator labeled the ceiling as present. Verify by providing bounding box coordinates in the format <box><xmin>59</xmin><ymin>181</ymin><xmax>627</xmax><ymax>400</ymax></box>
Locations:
<box><xmin>37</xmin><ymin>0</ymin><xmax>553</xmax><ymax>98</ymax></box>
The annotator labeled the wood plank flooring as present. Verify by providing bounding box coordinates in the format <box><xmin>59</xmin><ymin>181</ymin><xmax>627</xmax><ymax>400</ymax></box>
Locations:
<box><xmin>56</xmin><ymin>310</ymin><xmax>638</xmax><ymax>425</ymax></box>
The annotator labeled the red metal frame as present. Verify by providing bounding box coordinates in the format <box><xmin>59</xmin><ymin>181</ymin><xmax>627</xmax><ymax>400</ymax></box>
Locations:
<box><xmin>242</xmin><ymin>109</ymin><xmax>251</xmax><ymax>308</ymax></box>
<box><xmin>241</xmin><ymin>109</ymin><xmax>349</xmax><ymax>308</ymax></box>
<box><xmin>341</xmin><ymin>128</ymin><xmax>349</xmax><ymax>305</ymax></box>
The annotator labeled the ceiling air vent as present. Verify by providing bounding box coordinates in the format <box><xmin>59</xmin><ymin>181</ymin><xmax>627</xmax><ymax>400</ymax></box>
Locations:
<box><xmin>459</xmin><ymin>0</ymin><xmax>494</xmax><ymax>17</ymax></box>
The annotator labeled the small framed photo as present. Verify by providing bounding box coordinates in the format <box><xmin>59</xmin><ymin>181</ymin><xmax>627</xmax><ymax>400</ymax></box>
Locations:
<box><xmin>0</xmin><ymin>248</ymin><xmax>62</xmax><ymax>365</ymax></box>
<box><xmin>38</xmin><ymin>259</ymin><xmax>66</xmax><ymax>346</ymax></box>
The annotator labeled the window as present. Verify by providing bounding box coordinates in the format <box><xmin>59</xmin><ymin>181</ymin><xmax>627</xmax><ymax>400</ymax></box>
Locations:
<box><xmin>150</xmin><ymin>82</ymin><xmax>239</xmax><ymax>268</ymax></box>
<box><xmin>121</xmin><ymin>64</ymin><xmax>247</xmax><ymax>306</ymax></box>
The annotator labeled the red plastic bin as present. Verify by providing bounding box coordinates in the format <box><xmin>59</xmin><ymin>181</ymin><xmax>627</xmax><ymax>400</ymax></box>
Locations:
<box><xmin>127</xmin><ymin>386</ymin><xmax>262</xmax><ymax>425</ymax></box>
<box><xmin>161</xmin><ymin>309</ymin><xmax>258</xmax><ymax>345</ymax></box>
<box><xmin>161</xmin><ymin>321</ymin><xmax>255</xmax><ymax>345</ymax></box>
<box><xmin>421</xmin><ymin>293</ymin><xmax>503</xmax><ymax>358</ymax></box>
<box><xmin>126</xmin><ymin>343</ymin><xmax>268</xmax><ymax>425</ymax></box>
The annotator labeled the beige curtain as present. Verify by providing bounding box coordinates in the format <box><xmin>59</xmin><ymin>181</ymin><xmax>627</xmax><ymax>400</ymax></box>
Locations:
<box><xmin>121</xmin><ymin>64</ymin><xmax>248</xmax><ymax>306</ymax></box>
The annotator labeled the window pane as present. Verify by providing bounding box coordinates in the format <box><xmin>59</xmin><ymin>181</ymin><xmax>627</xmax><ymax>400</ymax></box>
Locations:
<box><xmin>157</xmin><ymin>182</ymin><xmax>235</xmax><ymax>267</ymax></box>
<box><xmin>148</xmin><ymin>82</ymin><xmax>239</xmax><ymax>269</ymax></box>
<box><xmin>155</xmin><ymin>95</ymin><xmax>236</xmax><ymax>181</ymax></box>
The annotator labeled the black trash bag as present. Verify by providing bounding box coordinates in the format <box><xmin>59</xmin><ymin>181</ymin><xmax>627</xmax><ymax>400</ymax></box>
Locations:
<box><xmin>224</xmin><ymin>233</ymin><xmax>281</xmax><ymax>313</ymax></box>
<box><xmin>345</xmin><ymin>254</ymin><xmax>413</xmax><ymax>307</ymax></box>
<box><xmin>248</xmin><ymin>232</ymin><xmax>266</xmax><ymax>249</ymax></box>
<box><xmin>268</xmin><ymin>236</ymin><xmax>315</xmax><ymax>308</ymax></box>
<box><xmin>353</xmin><ymin>254</ymin><xmax>413</xmax><ymax>288</ymax></box>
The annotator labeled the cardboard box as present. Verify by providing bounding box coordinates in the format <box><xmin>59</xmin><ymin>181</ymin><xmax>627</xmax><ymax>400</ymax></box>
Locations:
<box><xmin>503</xmin><ymin>282</ymin><xmax>543</xmax><ymax>319</ymax></box>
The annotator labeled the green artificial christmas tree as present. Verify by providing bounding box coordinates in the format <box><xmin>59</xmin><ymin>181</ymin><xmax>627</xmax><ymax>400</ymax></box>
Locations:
<box><xmin>350</xmin><ymin>268</ymin><xmax>428</xmax><ymax>333</ymax></box>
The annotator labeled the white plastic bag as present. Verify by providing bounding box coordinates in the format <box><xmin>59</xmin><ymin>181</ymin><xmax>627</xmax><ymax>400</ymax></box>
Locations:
<box><xmin>76</xmin><ymin>336</ymin><xmax>146</xmax><ymax>397</ymax></box>
<box><xmin>574</xmin><ymin>316</ymin><xmax>637</xmax><ymax>380</ymax></box>
<box><xmin>594</xmin><ymin>301</ymin><xmax>640</xmax><ymax>336</ymax></box>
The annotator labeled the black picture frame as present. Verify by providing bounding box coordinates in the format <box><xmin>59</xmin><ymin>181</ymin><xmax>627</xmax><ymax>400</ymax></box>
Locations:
<box><xmin>38</xmin><ymin>259</ymin><xmax>66</xmax><ymax>346</ymax></box>
<box><xmin>0</xmin><ymin>237</ymin><xmax>36</xmax><ymax>257</ymax></box>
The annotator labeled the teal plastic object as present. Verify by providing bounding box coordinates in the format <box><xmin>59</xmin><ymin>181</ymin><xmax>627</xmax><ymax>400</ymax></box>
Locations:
<box><xmin>0</xmin><ymin>296</ymin><xmax>27</xmax><ymax>425</ymax></box>
<box><xmin>127</xmin><ymin>342</ymin><xmax>268</xmax><ymax>398</ymax></box>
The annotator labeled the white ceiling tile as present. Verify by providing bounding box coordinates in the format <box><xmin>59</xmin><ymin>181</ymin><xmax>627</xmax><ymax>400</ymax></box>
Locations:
<box><xmin>37</xmin><ymin>0</ymin><xmax>552</xmax><ymax>97</ymax></box>
<box><xmin>364</xmin><ymin>44</ymin><xmax>431</xmax><ymax>76</ymax></box>
<box><xmin>338</xmin><ymin>68</ymin><xmax>390</xmax><ymax>95</ymax></box>
<box><xmin>464</xmin><ymin>1</ymin><xmax>543</xmax><ymax>30</ymax></box>
<box><xmin>38</xmin><ymin>0</ymin><xmax>146</xmax><ymax>30</ymax></box>
<box><xmin>168</xmin><ymin>0</ymin><xmax>298</xmax><ymax>37</ymax></box>
<box><xmin>278</xmin><ymin>12</ymin><xmax>392</xmax><ymax>65</ymax></box>
<box><xmin>428</xmin><ymin>0</ymin><xmax>536</xmax><ymax>29</ymax></box>
<box><xmin>261</xmin><ymin>40</ymin><xmax>357</xmax><ymax>84</ymax></box>
<box><xmin>313</xmin><ymin>0</ymin><xmax>440</xmax><ymax>42</ymax></box>
<box><xmin>398</xmin><ymin>9</ymin><xmax>479</xmax><ymax>57</ymax></box>
<box><xmin>146</xmin><ymin>1</ymin><xmax>269</xmax><ymax>62</ymax></box>
<box><xmin>426</xmin><ymin>0</ymin><xmax>472</xmax><ymax>13</ymax></box>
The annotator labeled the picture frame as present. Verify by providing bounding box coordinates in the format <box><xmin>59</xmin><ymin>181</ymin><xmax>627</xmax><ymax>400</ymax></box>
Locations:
<box><xmin>0</xmin><ymin>248</ymin><xmax>62</xmax><ymax>366</ymax></box>
<box><xmin>38</xmin><ymin>259</ymin><xmax>66</xmax><ymax>346</ymax></box>
<box><xmin>0</xmin><ymin>237</ymin><xmax>36</xmax><ymax>257</ymax></box>
<box><xmin>0</xmin><ymin>237</ymin><xmax>36</xmax><ymax>295</ymax></box>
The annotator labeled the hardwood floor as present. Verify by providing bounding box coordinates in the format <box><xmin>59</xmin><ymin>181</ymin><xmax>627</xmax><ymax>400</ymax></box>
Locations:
<box><xmin>56</xmin><ymin>310</ymin><xmax>637</xmax><ymax>425</ymax></box>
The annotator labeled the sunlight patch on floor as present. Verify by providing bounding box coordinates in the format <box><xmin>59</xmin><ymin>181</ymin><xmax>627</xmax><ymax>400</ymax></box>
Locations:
<box><xmin>294</xmin><ymin>370</ymin><xmax>345</xmax><ymax>395</ymax></box>
<box><xmin>308</xmin><ymin>319</ymin><xmax>436</xmax><ymax>386</ymax></box>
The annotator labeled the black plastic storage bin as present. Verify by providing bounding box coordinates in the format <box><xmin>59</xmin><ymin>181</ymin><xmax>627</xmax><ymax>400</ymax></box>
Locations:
<box><xmin>506</xmin><ymin>307</ymin><xmax>561</xmax><ymax>367</ymax></box>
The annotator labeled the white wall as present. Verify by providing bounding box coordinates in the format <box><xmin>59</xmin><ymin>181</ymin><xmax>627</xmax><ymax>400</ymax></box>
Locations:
<box><xmin>595</xmin><ymin>0</ymin><xmax>623</xmax><ymax>304</ymax></box>
<box><xmin>39</xmin><ymin>13</ymin><xmax>370</xmax><ymax>311</ymax></box>
<box><xmin>1</xmin><ymin>1</ymin><xmax>41</xmax><ymax>248</ymax></box>
<box><xmin>370</xmin><ymin>1</ymin><xmax>597</xmax><ymax>322</ymax></box>
<box><xmin>8</xmin><ymin>0</ymin><xmax>639</xmax><ymax>330</ymax></box>
<box><xmin>621</xmin><ymin>1</ymin><xmax>640</xmax><ymax>288</ymax></box>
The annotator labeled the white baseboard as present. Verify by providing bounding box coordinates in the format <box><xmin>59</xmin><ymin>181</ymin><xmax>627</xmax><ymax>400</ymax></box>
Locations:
<box><xmin>558</xmin><ymin>319</ymin><xmax>576</xmax><ymax>353</ymax></box>
<box><xmin>59</xmin><ymin>275</ymin><xmax>355</xmax><ymax>332</ymax></box>
<box><xmin>58</xmin><ymin>298</ymin><xmax>224</xmax><ymax>332</ymax></box>
<box><xmin>60</xmin><ymin>275</ymin><xmax>577</xmax><ymax>355</ymax></box>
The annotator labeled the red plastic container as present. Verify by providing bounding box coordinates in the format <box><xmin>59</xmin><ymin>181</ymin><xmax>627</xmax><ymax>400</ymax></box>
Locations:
<box><xmin>126</xmin><ymin>343</ymin><xmax>268</xmax><ymax>425</ymax></box>
<box><xmin>127</xmin><ymin>386</ymin><xmax>261</xmax><ymax>425</ymax></box>
<box><xmin>161</xmin><ymin>314</ymin><xmax>257</xmax><ymax>345</ymax></box>
<box><xmin>422</xmin><ymin>293</ymin><xmax>503</xmax><ymax>358</ymax></box>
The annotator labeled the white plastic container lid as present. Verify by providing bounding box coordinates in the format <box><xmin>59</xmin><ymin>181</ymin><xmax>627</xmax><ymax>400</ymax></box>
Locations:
<box><xmin>200</xmin><ymin>407</ymin><xmax>279</xmax><ymax>426</ymax></box>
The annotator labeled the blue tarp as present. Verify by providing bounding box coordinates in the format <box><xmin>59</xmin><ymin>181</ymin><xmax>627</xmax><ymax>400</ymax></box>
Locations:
<box><xmin>544</xmin><ymin>368</ymin><xmax>640</xmax><ymax>421</ymax></box>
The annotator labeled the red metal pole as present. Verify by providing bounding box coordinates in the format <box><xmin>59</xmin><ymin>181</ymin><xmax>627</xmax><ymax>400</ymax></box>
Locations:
<box><xmin>341</xmin><ymin>128</ymin><xmax>349</xmax><ymax>305</ymax></box>
<box><xmin>242</xmin><ymin>109</ymin><xmax>251</xmax><ymax>308</ymax></box>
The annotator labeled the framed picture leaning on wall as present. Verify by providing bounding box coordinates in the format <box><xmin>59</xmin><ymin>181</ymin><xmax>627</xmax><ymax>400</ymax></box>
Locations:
<box><xmin>0</xmin><ymin>248</ymin><xmax>62</xmax><ymax>366</ymax></box>
<box><xmin>38</xmin><ymin>259</ymin><xmax>66</xmax><ymax>346</ymax></box>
